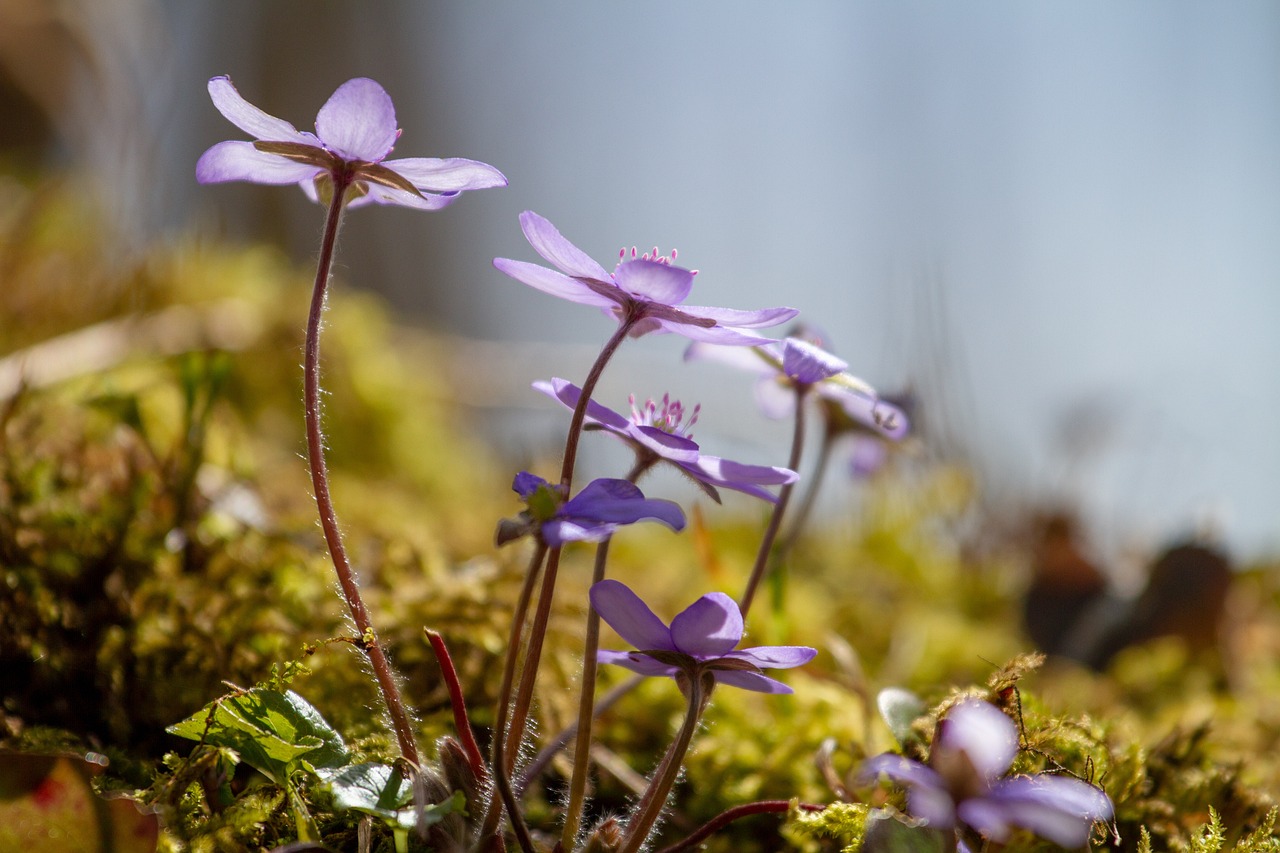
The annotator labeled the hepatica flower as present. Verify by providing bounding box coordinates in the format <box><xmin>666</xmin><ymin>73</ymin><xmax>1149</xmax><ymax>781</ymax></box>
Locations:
<box><xmin>494</xmin><ymin>212</ymin><xmax>797</xmax><ymax>345</ymax></box>
<box><xmin>196</xmin><ymin>76</ymin><xmax>506</xmax><ymax>209</ymax></box>
<box><xmin>687</xmin><ymin>336</ymin><xmax>910</xmax><ymax>440</ymax></box>
<box><xmin>590</xmin><ymin>579</ymin><xmax>816</xmax><ymax>694</ymax></box>
<box><xmin>499</xmin><ymin>472</ymin><xmax>685</xmax><ymax>548</ymax></box>
<box><xmin>532</xmin><ymin>378</ymin><xmax>798</xmax><ymax>503</ymax></box>
<box><xmin>859</xmin><ymin>699</ymin><xmax>1112</xmax><ymax>849</ymax></box>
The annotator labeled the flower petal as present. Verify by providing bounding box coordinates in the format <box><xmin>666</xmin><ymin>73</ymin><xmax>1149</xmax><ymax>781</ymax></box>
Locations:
<box><xmin>512</xmin><ymin>471</ymin><xmax>548</xmax><ymax>500</ymax></box>
<box><xmin>315</xmin><ymin>78</ymin><xmax>399</xmax><ymax>161</ymax></box>
<box><xmin>936</xmin><ymin>700</ymin><xmax>1018</xmax><ymax>783</ymax></box>
<box><xmin>670</xmin><ymin>592</ymin><xmax>742</xmax><ymax>657</ymax></box>
<box><xmin>493</xmin><ymin>259</ymin><xmax>619</xmax><ymax>309</ymax></box>
<box><xmin>684</xmin><ymin>341</ymin><xmax>781</xmax><ymax>376</ymax></box>
<box><xmin>782</xmin><ymin>338</ymin><xmax>848</xmax><ymax>383</ymax></box>
<box><xmin>590</xmin><ymin>580</ymin><xmax>675</xmax><ymax>652</ymax></box>
<box><xmin>541</xmin><ymin>519</ymin><xmax>612</xmax><ymax>546</ymax></box>
<box><xmin>518</xmin><ymin>211</ymin><xmax>611</xmax><ymax>281</ymax></box>
<box><xmin>679</xmin><ymin>304</ymin><xmax>799</xmax><ymax>330</ymax></box>
<box><xmin>196</xmin><ymin>141</ymin><xmax>323</xmax><ymax>185</ymax></box>
<box><xmin>712</xmin><ymin>669</ymin><xmax>794</xmax><ymax>694</ymax></box>
<box><xmin>207</xmin><ymin>76</ymin><xmax>312</xmax><ymax>143</ymax></box>
<box><xmin>613</xmin><ymin>260</ymin><xmax>695</xmax><ymax>305</ymax></box>
<box><xmin>564</xmin><ymin>479</ymin><xmax>686</xmax><ymax>532</ymax></box>
<box><xmin>630</xmin><ymin>426</ymin><xmax>701</xmax><ymax>464</ymax></box>
<box><xmin>597</xmin><ymin>649</ymin><xmax>681</xmax><ymax>678</ymax></box>
<box><xmin>533</xmin><ymin>379</ymin><xmax>632</xmax><ymax>432</ymax></box>
<box><xmin>381</xmin><ymin>157</ymin><xmax>507</xmax><ymax>191</ymax></box>
<box><xmin>986</xmin><ymin>775</ymin><xmax>1112</xmax><ymax>845</ymax></box>
<box><xmin>726</xmin><ymin>645</ymin><xmax>816</xmax><ymax>669</ymax></box>
<box><xmin>656</xmin><ymin>319</ymin><xmax>781</xmax><ymax>346</ymax></box>
<box><xmin>859</xmin><ymin>754</ymin><xmax>946</xmax><ymax>792</ymax></box>
<box><xmin>352</xmin><ymin>183</ymin><xmax>458</xmax><ymax>210</ymax></box>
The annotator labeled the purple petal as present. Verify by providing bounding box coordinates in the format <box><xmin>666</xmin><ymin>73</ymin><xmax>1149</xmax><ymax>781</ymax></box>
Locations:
<box><xmin>315</xmin><ymin>78</ymin><xmax>399</xmax><ymax>161</ymax></box>
<box><xmin>712</xmin><ymin>669</ymin><xmax>795</xmax><ymax>694</ymax></box>
<box><xmin>678</xmin><ymin>304</ymin><xmax>799</xmax><ymax>329</ymax></box>
<box><xmin>352</xmin><ymin>183</ymin><xmax>458</xmax><ymax>210</ymax></box>
<box><xmin>849</xmin><ymin>436</ymin><xmax>890</xmax><ymax>478</ymax></box>
<box><xmin>782</xmin><ymin>338</ymin><xmax>848</xmax><ymax>384</ymax></box>
<box><xmin>908</xmin><ymin>784</ymin><xmax>961</xmax><ymax>829</ymax></box>
<box><xmin>493</xmin><ymin>259</ymin><xmax>619</xmax><ymax>309</ymax></box>
<box><xmin>381</xmin><ymin>157</ymin><xmax>507</xmax><ymax>191</ymax></box>
<box><xmin>955</xmin><ymin>798</ymin><xmax>1015</xmax><ymax>843</ymax></box>
<box><xmin>512</xmin><ymin>471</ymin><xmax>548</xmax><ymax>499</ymax></box>
<box><xmin>533</xmin><ymin>379</ymin><xmax>632</xmax><ymax>432</ymax></box>
<box><xmin>754</xmin><ymin>378</ymin><xmax>798</xmax><ymax>420</ymax></box>
<box><xmin>196</xmin><ymin>141</ymin><xmax>322</xmax><ymax>185</ymax></box>
<box><xmin>630</xmin><ymin>426</ymin><xmax>701</xmax><ymax>464</ymax></box>
<box><xmin>669</xmin><ymin>592</ymin><xmax>742</xmax><ymax>657</ymax></box>
<box><xmin>691</xmin><ymin>457</ymin><xmax>799</xmax><ymax>489</ymax></box>
<box><xmin>540</xmin><ymin>518</ymin><xmax>613</xmax><ymax>545</ymax></box>
<box><xmin>590</xmin><ymin>580</ymin><xmax>675</xmax><ymax>652</ymax></box>
<box><xmin>859</xmin><ymin>753</ymin><xmax>945</xmax><ymax>791</ymax></box>
<box><xmin>564</xmin><ymin>480</ymin><xmax>686</xmax><ymax>532</ymax></box>
<box><xmin>518</xmin><ymin>211</ymin><xmax>611</xmax><ymax>281</ymax></box>
<box><xmin>989</xmin><ymin>775</ymin><xmax>1113</xmax><ymax>824</ymax></box>
<box><xmin>613</xmin><ymin>260</ymin><xmax>694</xmax><ymax>305</ymax></box>
<box><xmin>657</xmin><ymin>319</ymin><xmax>781</xmax><ymax>346</ymax></box>
<box><xmin>597</xmin><ymin>649</ymin><xmax>681</xmax><ymax>678</ymax></box>
<box><xmin>961</xmin><ymin>782</ymin><xmax>1108</xmax><ymax>848</ymax></box>
<box><xmin>936</xmin><ymin>701</ymin><xmax>1018</xmax><ymax>783</ymax></box>
<box><xmin>684</xmin><ymin>341</ymin><xmax>780</xmax><ymax>375</ymax></box>
<box><xmin>726</xmin><ymin>645</ymin><xmax>816</xmax><ymax>669</ymax></box>
<box><xmin>207</xmin><ymin>76</ymin><xmax>312</xmax><ymax>143</ymax></box>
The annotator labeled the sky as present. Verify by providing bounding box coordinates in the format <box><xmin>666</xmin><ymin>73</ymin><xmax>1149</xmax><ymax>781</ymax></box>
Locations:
<box><xmin>99</xmin><ymin>1</ymin><xmax>1280</xmax><ymax>559</ymax></box>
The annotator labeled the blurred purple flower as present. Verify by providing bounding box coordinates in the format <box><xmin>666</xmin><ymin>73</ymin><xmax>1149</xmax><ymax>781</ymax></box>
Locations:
<box><xmin>197</xmin><ymin>76</ymin><xmax>506</xmax><ymax>209</ymax></box>
<box><xmin>590</xmin><ymin>579</ymin><xmax>816</xmax><ymax>694</ymax></box>
<box><xmin>859</xmin><ymin>699</ymin><xmax>1112</xmax><ymax>848</ymax></box>
<box><xmin>532</xmin><ymin>378</ymin><xmax>797</xmax><ymax>503</ymax></box>
<box><xmin>501</xmin><ymin>472</ymin><xmax>685</xmax><ymax>548</ymax></box>
<box><xmin>686</xmin><ymin>336</ymin><xmax>909</xmax><ymax>440</ymax></box>
<box><xmin>493</xmin><ymin>212</ymin><xmax>797</xmax><ymax>345</ymax></box>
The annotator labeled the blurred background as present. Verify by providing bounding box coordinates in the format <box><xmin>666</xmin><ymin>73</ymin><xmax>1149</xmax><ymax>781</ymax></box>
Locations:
<box><xmin>3</xmin><ymin>0</ymin><xmax>1277</xmax><ymax>563</ymax></box>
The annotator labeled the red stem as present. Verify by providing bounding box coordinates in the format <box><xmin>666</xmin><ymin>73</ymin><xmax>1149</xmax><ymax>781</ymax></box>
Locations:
<box><xmin>305</xmin><ymin>176</ymin><xmax>419</xmax><ymax>766</ymax></box>
<box><xmin>655</xmin><ymin>800</ymin><xmax>826</xmax><ymax>853</ymax></box>
<box><xmin>424</xmin><ymin>629</ymin><xmax>487</xmax><ymax>784</ymax></box>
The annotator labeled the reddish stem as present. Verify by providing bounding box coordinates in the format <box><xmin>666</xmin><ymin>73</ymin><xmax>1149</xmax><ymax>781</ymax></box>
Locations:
<box><xmin>305</xmin><ymin>175</ymin><xmax>419</xmax><ymax>766</ymax></box>
<box><xmin>424</xmin><ymin>629</ymin><xmax>487</xmax><ymax>784</ymax></box>
<box><xmin>655</xmin><ymin>800</ymin><xmax>826</xmax><ymax>853</ymax></box>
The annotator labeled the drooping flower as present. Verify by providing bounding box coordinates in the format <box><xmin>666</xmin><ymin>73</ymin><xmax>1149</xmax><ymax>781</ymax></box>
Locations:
<box><xmin>686</xmin><ymin>336</ymin><xmax>909</xmax><ymax>440</ymax></box>
<box><xmin>197</xmin><ymin>76</ymin><xmax>506</xmax><ymax>209</ymax></box>
<box><xmin>493</xmin><ymin>212</ymin><xmax>797</xmax><ymax>345</ymax></box>
<box><xmin>859</xmin><ymin>699</ymin><xmax>1112</xmax><ymax>849</ymax></box>
<box><xmin>590</xmin><ymin>579</ymin><xmax>816</xmax><ymax>694</ymax></box>
<box><xmin>498</xmin><ymin>472</ymin><xmax>685</xmax><ymax>548</ymax></box>
<box><xmin>532</xmin><ymin>378</ymin><xmax>798</xmax><ymax>503</ymax></box>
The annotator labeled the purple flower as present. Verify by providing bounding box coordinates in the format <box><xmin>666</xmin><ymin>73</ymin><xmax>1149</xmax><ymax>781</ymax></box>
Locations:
<box><xmin>532</xmin><ymin>378</ymin><xmax>798</xmax><ymax>503</ymax></box>
<box><xmin>493</xmin><ymin>212</ymin><xmax>798</xmax><ymax>345</ymax></box>
<box><xmin>590</xmin><ymin>579</ymin><xmax>816</xmax><ymax>694</ymax></box>
<box><xmin>686</xmin><ymin>336</ymin><xmax>909</xmax><ymax>440</ymax></box>
<box><xmin>197</xmin><ymin>76</ymin><xmax>506</xmax><ymax>209</ymax></box>
<box><xmin>501</xmin><ymin>472</ymin><xmax>685</xmax><ymax>548</ymax></box>
<box><xmin>859</xmin><ymin>699</ymin><xmax>1112</xmax><ymax>848</ymax></box>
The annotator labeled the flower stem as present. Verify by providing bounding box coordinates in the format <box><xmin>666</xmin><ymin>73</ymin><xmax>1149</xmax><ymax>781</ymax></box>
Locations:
<box><xmin>305</xmin><ymin>179</ymin><xmax>419</xmax><ymax>766</ymax></box>
<box><xmin>481</xmin><ymin>541</ymin><xmax>546</xmax><ymax>851</ymax></box>
<box><xmin>738</xmin><ymin>387</ymin><xmax>808</xmax><ymax>617</ymax></box>
<box><xmin>654</xmin><ymin>800</ymin><xmax>825</xmax><ymax>853</ymax></box>
<box><xmin>775</xmin><ymin>421</ymin><xmax>835</xmax><ymax>561</ymax></box>
<box><xmin>618</xmin><ymin>673</ymin><xmax>714</xmax><ymax>853</ymax></box>
<box><xmin>424</xmin><ymin>630</ymin><xmax>487</xmax><ymax>785</ymax></box>
<box><xmin>560</xmin><ymin>456</ymin><xmax>653</xmax><ymax>849</ymax></box>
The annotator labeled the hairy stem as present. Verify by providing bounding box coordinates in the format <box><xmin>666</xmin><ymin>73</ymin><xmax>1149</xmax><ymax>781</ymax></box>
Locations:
<box><xmin>425</xmin><ymin>630</ymin><xmax>487</xmax><ymax>784</ymax></box>
<box><xmin>305</xmin><ymin>178</ymin><xmax>419</xmax><ymax>765</ymax></box>
<box><xmin>618</xmin><ymin>673</ymin><xmax>713</xmax><ymax>853</ymax></box>
<box><xmin>655</xmin><ymin>800</ymin><xmax>825</xmax><ymax>853</ymax></box>
<box><xmin>738</xmin><ymin>387</ymin><xmax>808</xmax><ymax>617</ymax></box>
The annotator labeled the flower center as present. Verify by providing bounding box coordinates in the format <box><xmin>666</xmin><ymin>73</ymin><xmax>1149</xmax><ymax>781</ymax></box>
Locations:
<box><xmin>617</xmin><ymin>246</ymin><xmax>698</xmax><ymax>275</ymax></box>
<box><xmin>629</xmin><ymin>393</ymin><xmax>701</xmax><ymax>438</ymax></box>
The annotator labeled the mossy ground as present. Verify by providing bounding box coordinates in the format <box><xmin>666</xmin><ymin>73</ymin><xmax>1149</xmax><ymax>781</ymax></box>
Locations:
<box><xmin>1</xmin><ymin>179</ymin><xmax>1277</xmax><ymax>851</ymax></box>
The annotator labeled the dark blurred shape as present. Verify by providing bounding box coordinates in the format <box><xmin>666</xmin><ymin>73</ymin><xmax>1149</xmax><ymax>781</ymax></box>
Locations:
<box><xmin>1022</xmin><ymin>512</ymin><xmax>1109</xmax><ymax>657</ymax></box>
<box><xmin>1085</xmin><ymin>539</ymin><xmax>1234</xmax><ymax>674</ymax></box>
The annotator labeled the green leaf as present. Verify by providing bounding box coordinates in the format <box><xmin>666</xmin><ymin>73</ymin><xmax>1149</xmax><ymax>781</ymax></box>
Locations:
<box><xmin>167</xmin><ymin>688</ymin><xmax>348</xmax><ymax>783</ymax></box>
<box><xmin>322</xmin><ymin>764</ymin><xmax>465</xmax><ymax>830</ymax></box>
<box><xmin>876</xmin><ymin>687</ymin><xmax>925</xmax><ymax>747</ymax></box>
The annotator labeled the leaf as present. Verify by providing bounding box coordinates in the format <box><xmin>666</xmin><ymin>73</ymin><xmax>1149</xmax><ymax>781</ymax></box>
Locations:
<box><xmin>167</xmin><ymin>688</ymin><xmax>348</xmax><ymax>783</ymax></box>
<box><xmin>323</xmin><ymin>763</ymin><xmax>413</xmax><ymax>821</ymax></box>
<box><xmin>321</xmin><ymin>764</ymin><xmax>465</xmax><ymax>829</ymax></box>
<box><xmin>877</xmin><ymin>687</ymin><xmax>926</xmax><ymax>747</ymax></box>
<box><xmin>0</xmin><ymin>752</ymin><xmax>158</xmax><ymax>852</ymax></box>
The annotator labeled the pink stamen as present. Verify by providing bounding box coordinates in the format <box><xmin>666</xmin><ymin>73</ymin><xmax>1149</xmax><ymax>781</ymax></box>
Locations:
<box><xmin>628</xmin><ymin>393</ymin><xmax>701</xmax><ymax>438</ymax></box>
